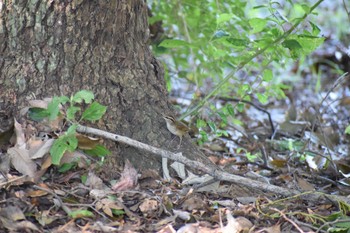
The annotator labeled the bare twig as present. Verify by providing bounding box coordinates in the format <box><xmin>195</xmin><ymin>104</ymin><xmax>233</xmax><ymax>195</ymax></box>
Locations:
<box><xmin>271</xmin><ymin>208</ymin><xmax>306</xmax><ymax>233</ymax></box>
<box><xmin>76</xmin><ymin>124</ymin><xmax>350</xmax><ymax>204</ymax></box>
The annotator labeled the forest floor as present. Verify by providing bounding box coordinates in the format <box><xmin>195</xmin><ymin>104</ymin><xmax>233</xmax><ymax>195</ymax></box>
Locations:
<box><xmin>1</xmin><ymin>33</ymin><xmax>350</xmax><ymax>233</ymax></box>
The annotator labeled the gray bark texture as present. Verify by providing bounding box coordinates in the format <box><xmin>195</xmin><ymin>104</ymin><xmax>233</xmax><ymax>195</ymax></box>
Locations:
<box><xmin>0</xmin><ymin>0</ymin><xmax>213</xmax><ymax>177</ymax></box>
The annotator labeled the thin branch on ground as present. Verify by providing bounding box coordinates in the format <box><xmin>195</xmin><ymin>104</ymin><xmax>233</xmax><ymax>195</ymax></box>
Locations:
<box><xmin>76</xmin><ymin>124</ymin><xmax>350</xmax><ymax>204</ymax></box>
<box><xmin>271</xmin><ymin>208</ymin><xmax>306</xmax><ymax>233</ymax></box>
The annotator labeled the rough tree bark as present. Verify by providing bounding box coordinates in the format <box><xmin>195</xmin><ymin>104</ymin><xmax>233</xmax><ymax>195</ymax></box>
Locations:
<box><xmin>0</xmin><ymin>0</ymin><xmax>213</xmax><ymax>177</ymax></box>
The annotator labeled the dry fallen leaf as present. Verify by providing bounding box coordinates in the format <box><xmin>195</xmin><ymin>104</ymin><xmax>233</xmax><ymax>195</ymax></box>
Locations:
<box><xmin>139</xmin><ymin>198</ymin><xmax>159</xmax><ymax>216</ymax></box>
<box><xmin>85</xmin><ymin>171</ymin><xmax>105</xmax><ymax>189</ymax></box>
<box><xmin>28</xmin><ymin>138</ymin><xmax>54</xmax><ymax>159</ymax></box>
<box><xmin>96</xmin><ymin>198</ymin><xmax>123</xmax><ymax>217</ymax></box>
<box><xmin>223</xmin><ymin>210</ymin><xmax>253</xmax><ymax>233</ymax></box>
<box><xmin>8</xmin><ymin>147</ymin><xmax>37</xmax><ymax>178</ymax></box>
<box><xmin>14</xmin><ymin>119</ymin><xmax>26</xmax><ymax>148</ymax></box>
<box><xmin>257</xmin><ymin>224</ymin><xmax>281</xmax><ymax>233</ymax></box>
<box><xmin>112</xmin><ymin>159</ymin><xmax>138</xmax><ymax>191</ymax></box>
<box><xmin>76</xmin><ymin>133</ymin><xmax>102</xmax><ymax>150</ymax></box>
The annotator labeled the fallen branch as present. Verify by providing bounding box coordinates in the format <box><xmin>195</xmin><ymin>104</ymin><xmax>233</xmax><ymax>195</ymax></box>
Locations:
<box><xmin>76</xmin><ymin>125</ymin><xmax>350</xmax><ymax>203</ymax></box>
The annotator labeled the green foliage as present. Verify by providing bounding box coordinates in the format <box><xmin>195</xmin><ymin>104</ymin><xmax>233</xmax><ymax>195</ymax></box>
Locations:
<box><xmin>84</xmin><ymin>145</ymin><xmax>111</xmax><ymax>157</ymax></box>
<box><xmin>150</xmin><ymin>0</ymin><xmax>325</xmax><ymax>142</ymax></box>
<box><xmin>345</xmin><ymin>125</ymin><xmax>350</xmax><ymax>135</ymax></box>
<box><xmin>68</xmin><ymin>209</ymin><xmax>94</xmax><ymax>219</ymax></box>
<box><xmin>28</xmin><ymin>90</ymin><xmax>109</xmax><ymax>166</ymax></box>
<box><xmin>50</xmin><ymin>125</ymin><xmax>78</xmax><ymax>165</ymax></box>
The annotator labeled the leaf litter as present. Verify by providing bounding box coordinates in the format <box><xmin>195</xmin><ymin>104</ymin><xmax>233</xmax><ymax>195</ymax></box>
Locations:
<box><xmin>2</xmin><ymin>45</ymin><xmax>350</xmax><ymax>233</ymax></box>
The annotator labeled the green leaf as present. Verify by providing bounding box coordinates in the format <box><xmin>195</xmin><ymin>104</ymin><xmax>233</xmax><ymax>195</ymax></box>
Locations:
<box><xmin>246</xmin><ymin>152</ymin><xmax>258</xmax><ymax>162</ymax></box>
<box><xmin>237</xmin><ymin>103</ymin><xmax>245</xmax><ymax>112</ymax></box>
<box><xmin>309</xmin><ymin>21</ymin><xmax>321</xmax><ymax>36</ymax></box>
<box><xmin>50</xmin><ymin>134</ymin><xmax>78</xmax><ymax>165</ymax></box>
<box><xmin>58</xmin><ymin>162</ymin><xmax>77</xmax><ymax>173</ymax></box>
<box><xmin>218</xmin><ymin>112</ymin><xmax>227</xmax><ymax>124</ymax></box>
<box><xmin>72</xmin><ymin>90</ymin><xmax>94</xmax><ymax>104</ymax></box>
<box><xmin>249</xmin><ymin>18</ymin><xmax>267</xmax><ymax>33</ymax></box>
<box><xmin>345</xmin><ymin>125</ymin><xmax>350</xmax><ymax>134</ymax></box>
<box><xmin>295</xmin><ymin>35</ymin><xmax>325</xmax><ymax>54</ymax></box>
<box><xmin>257</xmin><ymin>93</ymin><xmax>268</xmax><ymax>104</ymax></box>
<box><xmin>159</xmin><ymin>39</ymin><xmax>190</xmax><ymax>48</ymax></box>
<box><xmin>282</xmin><ymin>39</ymin><xmax>302</xmax><ymax>50</ymax></box>
<box><xmin>301</xmin><ymin>4</ymin><xmax>311</xmax><ymax>14</ymax></box>
<box><xmin>217</xmin><ymin>13</ymin><xmax>232</xmax><ymax>24</ymax></box>
<box><xmin>208</xmin><ymin>121</ymin><xmax>216</xmax><ymax>132</ymax></box>
<box><xmin>81</xmin><ymin>102</ymin><xmax>107</xmax><ymax>121</ymax></box>
<box><xmin>226</xmin><ymin>104</ymin><xmax>235</xmax><ymax>116</ymax></box>
<box><xmin>67</xmin><ymin>124</ymin><xmax>78</xmax><ymax>134</ymax></box>
<box><xmin>47</xmin><ymin>97</ymin><xmax>61</xmax><ymax>121</ymax></box>
<box><xmin>225</xmin><ymin>38</ymin><xmax>249</xmax><ymax>47</ymax></box>
<box><xmin>28</xmin><ymin>108</ymin><xmax>49</xmax><ymax>121</ymax></box>
<box><xmin>111</xmin><ymin>209</ymin><xmax>125</xmax><ymax>216</ymax></box>
<box><xmin>196</xmin><ymin>119</ymin><xmax>207</xmax><ymax>128</ymax></box>
<box><xmin>81</xmin><ymin>174</ymin><xmax>87</xmax><ymax>184</ymax></box>
<box><xmin>263</xmin><ymin>70</ymin><xmax>273</xmax><ymax>82</ymax></box>
<box><xmin>66</xmin><ymin>106</ymin><xmax>81</xmax><ymax>120</ymax></box>
<box><xmin>46</xmin><ymin>96</ymin><xmax>69</xmax><ymax>121</ymax></box>
<box><xmin>199</xmin><ymin>130</ymin><xmax>208</xmax><ymax>143</ymax></box>
<box><xmin>68</xmin><ymin>209</ymin><xmax>94</xmax><ymax>219</ymax></box>
<box><xmin>84</xmin><ymin>145</ymin><xmax>111</xmax><ymax>157</ymax></box>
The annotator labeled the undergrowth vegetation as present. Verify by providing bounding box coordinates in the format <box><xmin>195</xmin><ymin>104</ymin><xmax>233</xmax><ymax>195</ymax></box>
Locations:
<box><xmin>150</xmin><ymin>0</ymin><xmax>325</xmax><ymax>143</ymax></box>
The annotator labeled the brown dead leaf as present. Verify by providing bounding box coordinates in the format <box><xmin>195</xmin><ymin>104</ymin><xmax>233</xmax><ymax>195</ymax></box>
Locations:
<box><xmin>41</xmin><ymin>155</ymin><xmax>52</xmax><ymax>170</ymax></box>
<box><xmin>85</xmin><ymin>171</ymin><xmax>105</xmax><ymax>189</ymax></box>
<box><xmin>182</xmin><ymin>195</ymin><xmax>209</xmax><ymax>212</ymax></box>
<box><xmin>27</xmin><ymin>183</ymin><xmax>50</xmax><ymax>197</ymax></box>
<box><xmin>35</xmin><ymin>210</ymin><xmax>55</xmax><ymax>227</ymax></box>
<box><xmin>139</xmin><ymin>169</ymin><xmax>161</xmax><ymax>189</ymax></box>
<box><xmin>8</xmin><ymin>147</ymin><xmax>37</xmax><ymax>177</ymax></box>
<box><xmin>139</xmin><ymin>198</ymin><xmax>159</xmax><ymax>217</ymax></box>
<box><xmin>28</xmin><ymin>138</ymin><xmax>54</xmax><ymax>159</ymax></box>
<box><xmin>59</xmin><ymin>151</ymin><xmax>89</xmax><ymax>168</ymax></box>
<box><xmin>296</xmin><ymin>176</ymin><xmax>315</xmax><ymax>191</ymax></box>
<box><xmin>76</xmin><ymin>133</ymin><xmax>102</xmax><ymax>150</ymax></box>
<box><xmin>270</xmin><ymin>159</ymin><xmax>287</xmax><ymax>168</ymax></box>
<box><xmin>112</xmin><ymin>159</ymin><xmax>138</xmax><ymax>191</ymax></box>
<box><xmin>14</xmin><ymin>119</ymin><xmax>26</xmax><ymax>148</ymax></box>
<box><xmin>28</xmin><ymin>99</ymin><xmax>51</xmax><ymax>109</ymax></box>
<box><xmin>177</xmin><ymin>222</ymin><xmax>217</xmax><ymax>233</ymax></box>
<box><xmin>157</xmin><ymin>224</ymin><xmax>176</xmax><ymax>233</ymax></box>
<box><xmin>257</xmin><ymin>224</ymin><xmax>281</xmax><ymax>233</ymax></box>
<box><xmin>173</xmin><ymin>209</ymin><xmax>191</xmax><ymax>221</ymax></box>
<box><xmin>0</xmin><ymin>153</ymin><xmax>11</xmax><ymax>176</ymax></box>
<box><xmin>208</xmin><ymin>156</ymin><xmax>236</xmax><ymax>166</ymax></box>
<box><xmin>96</xmin><ymin>198</ymin><xmax>123</xmax><ymax>217</ymax></box>
<box><xmin>223</xmin><ymin>210</ymin><xmax>253</xmax><ymax>233</ymax></box>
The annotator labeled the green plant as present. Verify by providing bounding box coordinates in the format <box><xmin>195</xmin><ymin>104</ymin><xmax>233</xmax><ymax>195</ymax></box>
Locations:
<box><xmin>29</xmin><ymin>90</ymin><xmax>109</xmax><ymax>165</ymax></box>
<box><xmin>150</xmin><ymin>0</ymin><xmax>325</xmax><ymax>138</ymax></box>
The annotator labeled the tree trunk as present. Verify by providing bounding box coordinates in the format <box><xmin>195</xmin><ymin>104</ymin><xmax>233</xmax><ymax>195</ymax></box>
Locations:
<box><xmin>0</xmin><ymin>0</ymin><xmax>212</xmax><ymax>177</ymax></box>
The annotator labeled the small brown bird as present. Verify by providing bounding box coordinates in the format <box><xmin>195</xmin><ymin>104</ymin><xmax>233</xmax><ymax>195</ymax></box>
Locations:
<box><xmin>162</xmin><ymin>115</ymin><xmax>190</xmax><ymax>148</ymax></box>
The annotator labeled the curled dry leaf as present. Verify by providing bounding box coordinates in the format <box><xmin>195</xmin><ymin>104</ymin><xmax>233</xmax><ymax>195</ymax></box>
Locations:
<box><xmin>85</xmin><ymin>171</ymin><xmax>105</xmax><ymax>189</ymax></box>
<box><xmin>95</xmin><ymin>198</ymin><xmax>123</xmax><ymax>217</ymax></box>
<box><xmin>28</xmin><ymin>138</ymin><xmax>54</xmax><ymax>159</ymax></box>
<box><xmin>139</xmin><ymin>198</ymin><xmax>159</xmax><ymax>217</ymax></box>
<box><xmin>76</xmin><ymin>133</ymin><xmax>102</xmax><ymax>150</ymax></box>
<box><xmin>59</xmin><ymin>151</ymin><xmax>89</xmax><ymax>168</ymax></box>
<box><xmin>8</xmin><ymin>147</ymin><xmax>37</xmax><ymax>178</ymax></box>
<box><xmin>28</xmin><ymin>99</ymin><xmax>52</xmax><ymax>109</ymax></box>
<box><xmin>112</xmin><ymin>159</ymin><xmax>138</xmax><ymax>191</ymax></box>
<box><xmin>173</xmin><ymin>209</ymin><xmax>191</xmax><ymax>221</ymax></box>
<box><xmin>223</xmin><ymin>210</ymin><xmax>253</xmax><ymax>233</ymax></box>
<box><xmin>14</xmin><ymin>119</ymin><xmax>26</xmax><ymax>148</ymax></box>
